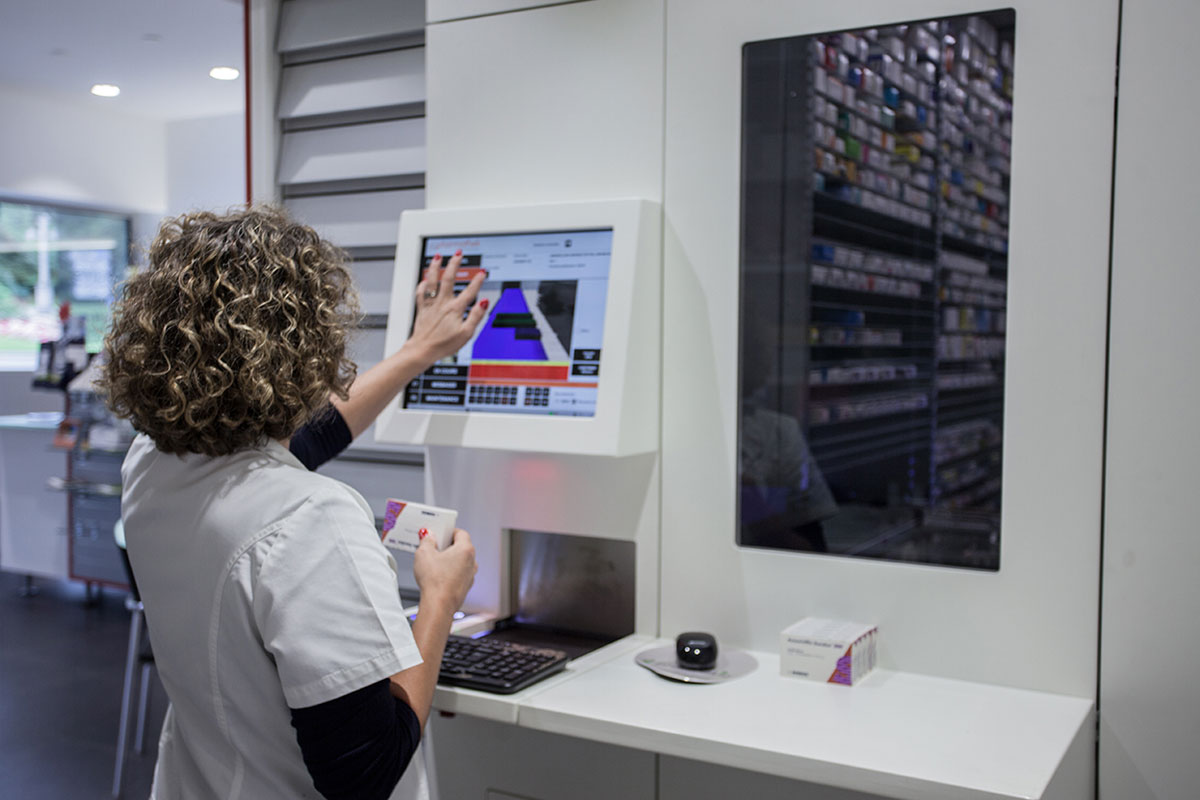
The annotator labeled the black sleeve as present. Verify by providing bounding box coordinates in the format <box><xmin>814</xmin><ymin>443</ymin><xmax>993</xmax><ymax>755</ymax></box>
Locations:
<box><xmin>289</xmin><ymin>406</ymin><xmax>353</xmax><ymax>471</ymax></box>
<box><xmin>290</xmin><ymin>679</ymin><xmax>422</xmax><ymax>800</ymax></box>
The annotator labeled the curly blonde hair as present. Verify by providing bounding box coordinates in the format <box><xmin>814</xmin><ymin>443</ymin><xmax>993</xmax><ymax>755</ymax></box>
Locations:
<box><xmin>100</xmin><ymin>205</ymin><xmax>360</xmax><ymax>457</ymax></box>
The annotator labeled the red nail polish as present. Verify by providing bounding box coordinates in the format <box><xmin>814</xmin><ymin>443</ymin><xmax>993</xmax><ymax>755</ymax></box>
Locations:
<box><xmin>433</xmin><ymin>253</ymin><xmax>441</xmax><ymax>261</ymax></box>
<box><xmin>419</xmin><ymin>528</ymin><xmax>428</xmax><ymax>539</ymax></box>
<box><xmin>455</xmin><ymin>249</ymin><xmax>463</xmax><ymax>257</ymax></box>
<box><xmin>480</xmin><ymin>299</ymin><xmax>489</xmax><ymax>310</ymax></box>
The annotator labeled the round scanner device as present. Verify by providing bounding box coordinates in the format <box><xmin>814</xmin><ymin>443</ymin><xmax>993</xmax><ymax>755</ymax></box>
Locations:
<box><xmin>675</xmin><ymin>632</ymin><xmax>718</xmax><ymax>670</ymax></box>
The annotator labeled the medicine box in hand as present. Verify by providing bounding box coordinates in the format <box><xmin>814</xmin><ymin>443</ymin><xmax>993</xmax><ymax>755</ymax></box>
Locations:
<box><xmin>380</xmin><ymin>499</ymin><xmax>457</xmax><ymax>554</ymax></box>
<box><xmin>780</xmin><ymin>617</ymin><xmax>878</xmax><ymax>686</ymax></box>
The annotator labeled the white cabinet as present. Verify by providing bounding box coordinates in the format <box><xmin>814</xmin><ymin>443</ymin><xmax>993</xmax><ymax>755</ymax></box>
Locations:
<box><xmin>0</xmin><ymin>420</ymin><xmax>69</xmax><ymax>580</ymax></box>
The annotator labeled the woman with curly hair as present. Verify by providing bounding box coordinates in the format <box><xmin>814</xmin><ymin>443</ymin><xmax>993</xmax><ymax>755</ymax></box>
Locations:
<box><xmin>101</xmin><ymin>205</ymin><xmax>487</xmax><ymax>800</ymax></box>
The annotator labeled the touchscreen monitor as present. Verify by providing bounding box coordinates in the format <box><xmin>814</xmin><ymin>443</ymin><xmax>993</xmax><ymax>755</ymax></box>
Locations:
<box><xmin>403</xmin><ymin>228</ymin><xmax>612</xmax><ymax>417</ymax></box>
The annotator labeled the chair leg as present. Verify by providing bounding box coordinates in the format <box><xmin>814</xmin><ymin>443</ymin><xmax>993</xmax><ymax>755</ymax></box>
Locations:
<box><xmin>134</xmin><ymin>662</ymin><xmax>152</xmax><ymax>754</ymax></box>
<box><xmin>113</xmin><ymin>606</ymin><xmax>143</xmax><ymax>798</ymax></box>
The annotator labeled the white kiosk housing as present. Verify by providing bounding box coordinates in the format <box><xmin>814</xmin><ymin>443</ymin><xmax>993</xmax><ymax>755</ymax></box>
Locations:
<box><xmin>351</xmin><ymin>0</ymin><xmax>1128</xmax><ymax>797</ymax></box>
<box><xmin>378</xmin><ymin>198</ymin><xmax>661</xmax><ymax>456</ymax></box>
<box><xmin>377</xmin><ymin>198</ymin><xmax>665</xmax><ymax>728</ymax></box>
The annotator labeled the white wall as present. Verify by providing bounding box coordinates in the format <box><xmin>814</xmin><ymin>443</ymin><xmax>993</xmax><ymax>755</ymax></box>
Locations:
<box><xmin>165</xmin><ymin>112</ymin><xmax>245</xmax><ymax>215</ymax></box>
<box><xmin>659</xmin><ymin>0</ymin><xmax>1117</xmax><ymax>701</ymax></box>
<box><xmin>0</xmin><ymin>84</ymin><xmax>167</xmax><ymax>213</ymax></box>
<box><xmin>425</xmin><ymin>0</ymin><xmax>665</xmax><ymax>208</ymax></box>
<box><xmin>1100</xmin><ymin>0</ymin><xmax>1200</xmax><ymax>797</ymax></box>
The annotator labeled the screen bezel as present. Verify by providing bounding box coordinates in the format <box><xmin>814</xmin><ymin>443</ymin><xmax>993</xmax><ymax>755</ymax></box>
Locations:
<box><xmin>403</xmin><ymin>227</ymin><xmax>615</xmax><ymax>419</ymax></box>
<box><xmin>376</xmin><ymin>198</ymin><xmax>659</xmax><ymax>456</ymax></box>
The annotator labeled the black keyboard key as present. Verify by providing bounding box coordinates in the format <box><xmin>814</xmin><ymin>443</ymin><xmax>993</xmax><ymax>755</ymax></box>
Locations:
<box><xmin>437</xmin><ymin>635</ymin><xmax>570</xmax><ymax>694</ymax></box>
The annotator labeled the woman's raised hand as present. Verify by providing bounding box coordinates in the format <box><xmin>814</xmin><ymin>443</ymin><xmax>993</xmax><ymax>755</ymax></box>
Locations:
<box><xmin>406</xmin><ymin>250</ymin><xmax>489</xmax><ymax>364</ymax></box>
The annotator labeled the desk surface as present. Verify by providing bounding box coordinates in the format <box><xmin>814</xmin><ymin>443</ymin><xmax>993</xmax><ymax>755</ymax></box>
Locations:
<box><xmin>436</xmin><ymin>634</ymin><xmax>1092</xmax><ymax>800</ymax></box>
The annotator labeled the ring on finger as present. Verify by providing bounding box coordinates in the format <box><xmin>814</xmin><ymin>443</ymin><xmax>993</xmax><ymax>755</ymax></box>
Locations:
<box><xmin>424</xmin><ymin>288</ymin><xmax>438</xmax><ymax>299</ymax></box>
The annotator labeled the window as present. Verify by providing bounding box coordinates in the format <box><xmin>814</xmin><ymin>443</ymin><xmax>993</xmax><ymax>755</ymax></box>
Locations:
<box><xmin>739</xmin><ymin>11</ymin><xmax>1014</xmax><ymax>569</ymax></box>
<box><xmin>0</xmin><ymin>199</ymin><xmax>131</xmax><ymax>370</ymax></box>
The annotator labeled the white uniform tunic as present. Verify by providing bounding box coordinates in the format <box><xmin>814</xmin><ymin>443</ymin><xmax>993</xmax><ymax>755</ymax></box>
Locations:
<box><xmin>121</xmin><ymin>434</ymin><xmax>424</xmax><ymax>800</ymax></box>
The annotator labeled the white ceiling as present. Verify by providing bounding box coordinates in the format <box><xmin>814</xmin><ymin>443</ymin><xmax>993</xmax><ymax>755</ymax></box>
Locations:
<box><xmin>0</xmin><ymin>0</ymin><xmax>245</xmax><ymax>121</ymax></box>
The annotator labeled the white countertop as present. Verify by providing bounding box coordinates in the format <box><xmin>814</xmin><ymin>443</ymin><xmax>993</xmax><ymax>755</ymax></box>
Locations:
<box><xmin>0</xmin><ymin>412</ymin><xmax>63</xmax><ymax>431</ymax></box>
<box><xmin>437</xmin><ymin>635</ymin><xmax>1093</xmax><ymax>800</ymax></box>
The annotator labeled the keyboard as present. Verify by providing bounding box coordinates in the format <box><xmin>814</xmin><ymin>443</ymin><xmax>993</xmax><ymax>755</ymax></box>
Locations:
<box><xmin>438</xmin><ymin>635</ymin><xmax>570</xmax><ymax>694</ymax></box>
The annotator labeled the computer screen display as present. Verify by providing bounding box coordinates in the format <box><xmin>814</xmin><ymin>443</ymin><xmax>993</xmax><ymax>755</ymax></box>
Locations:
<box><xmin>403</xmin><ymin>228</ymin><xmax>612</xmax><ymax>417</ymax></box>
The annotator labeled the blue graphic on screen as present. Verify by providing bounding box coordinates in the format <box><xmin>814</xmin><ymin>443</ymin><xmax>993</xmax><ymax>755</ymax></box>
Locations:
<box><xmin>474</xmin><ymin>286</ymin><xmax>550</xmax><ymax>361</ymax></box>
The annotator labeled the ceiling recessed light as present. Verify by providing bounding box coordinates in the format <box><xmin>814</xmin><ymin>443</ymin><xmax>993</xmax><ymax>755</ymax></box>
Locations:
<box><xmin>209</xmin><ymin>67</ymin><xmax>240</xmax><ymax>81</ymax></box>
<box><xmin>91</xmin><ymin>84</ymin><xmax>120</xmax><ymax>97</ymax></box>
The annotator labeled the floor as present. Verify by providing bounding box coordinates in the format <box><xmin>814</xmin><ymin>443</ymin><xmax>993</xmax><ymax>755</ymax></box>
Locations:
<box><xmin>0</xmin><ymin>571</ymin><xmax>163</xmax><ymax>800</ymax></box>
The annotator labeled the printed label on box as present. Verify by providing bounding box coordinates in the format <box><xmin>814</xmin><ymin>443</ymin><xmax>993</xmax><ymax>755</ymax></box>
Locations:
<box><xmin>379</xmin><ymin>499</ymin><xmax>457</xmax><ymax>554</ymax></box>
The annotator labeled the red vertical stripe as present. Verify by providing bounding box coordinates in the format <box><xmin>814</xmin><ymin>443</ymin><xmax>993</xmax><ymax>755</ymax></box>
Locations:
<box><xmin>243</xmin><ymin>0</ymin><xmax>252</xmax><ymax>204</ymax></box>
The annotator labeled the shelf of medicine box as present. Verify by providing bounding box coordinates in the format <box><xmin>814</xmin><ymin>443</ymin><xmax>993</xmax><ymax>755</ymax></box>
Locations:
<box><xmin>940</xmin><ymin>289</ymin><xmax>1007</xmax><ymax>310</ymax></box>
<box><xmin>941</xmin><ymin>69</ymin><xmax>1013</xmax><ymax>116</ymax></box>
<box><xmin>939</xmin><ymin>147</ymin><xmax>1012</xmax><ymax>188</ymax></box>
<box><xmin>820</xmin><ymin>88</ymin><xmax>940</xmax><ymax>151</ymax></box>
<box><xmin>936</xmin><ymin>333</ymin><xmax>1003</xmax><ymax>357</ymax></box>
<box><xmin>941</xmin><ymin>211</ymin><xmax>1010</xmax><ymax>243</ymax></box>
<box><xmin>939</xmin><ymin>111</ymin><xmax>1011</xmax><ymax>153</ymax></box>
<box><xmin>814</xmin><ymin>61</ymin><xmax>937</xmax><ymax>121</ymax></box>
<box><xmin>813</xmin><ymin>96</ymin><xmax>938</xmax><ymax>164</ymax></box>
<box><xmin>809</xmin><ymin>269</ymin><xmax>932</xmax><ymax>304</ymax></box>
<box><xmin>962</xmin><ymin>71</ymin><xmax>1014</xmax><ymax>116</ymax></box>
<box><xmin>945</xmin><ymin>106</ymin><xmax>1012</xmax><ymax>148</ymax></box>
<box><xmin>940</xmin><ymin>211</ymin><xmax>1009</xmax><ymax>243</ymax></box>
<box><xmin>934</xmin><ymin>367</ymin><xmax>1003</xmax><ymax>389</ymax></box>
<box><xmin>940</xmin><ymin>176</ymin><xmax>1008</xmax><ymax>211</ymax></box>
<box><xmin>940</xmin><ymin>200</ymin><xmax>1009</xmax><ymax>236</ymax></box>
<box><xmin>820</xmin><ymin>30</ymin><xmax>940</xmax><ymax>92</ymax></box>
<box><xmin>814</xmin><ymin>185</ymin><xmax>934</xmax><ymax>233</ymax></box>
<box><xmin>815</xmin><ymin>78</ymin><xmax>938</xmax><ymax>142</ymax></box>
<box><xmin>835</xmin><ymin>42</ymin><xmax>940</xmax><ymax>97</ymax></box>
<box><xmin>810</xmin><ymin>344</ymin><xmax>934</xmax><ymax>367</ymax></box>
<box><xmin>949</xmin><ymin>63</ymin><xmax>1013</xmax><ymax>114</ymax></box>
<box><xmin>937</xmin><ymin>128</ymin><xmax>1012</xmax><ymax>176</ymax></box>
<box><xmin>940</xmin><ymin>228</ymin><xmax>1008</xmax><ymax>259</ymax></box>
<box><xmin>814</xmin><ymin>87</ymin><xmax>899</xmax><ymax>132</ymax></box>
<box><xmin>941</xmin><ymin>221</ymin><xmax>1007</xmax><ymax>249</ymax></box>
<box><xmin>939</xmin><ymin>113</ymin><xmax>1011</xmax><ymax>159</ymax></box>
<box><xmin>810</xmin><ymin>372</ymin><xmax>929</xmax><ymax>392</ymax></box>
<box><xmin>816</xmin><ymin>165</ymin><xmax>935</xmax><ymax>217</ymax></box>
<box><xmin>941</xmin><ymin>271</ymin><xmax>1007</xmax><ymax>298</ymax></box>
<box><xmin>808</xmin><ymin>390</ymin><xmax>930</xmax><ymax>427</ymax></box>
<box><xmin>809</xmin><ymin>364</ymin><xmax>928</xmax><ymax>387</ymax></box>
<box><xmin>813</xmin><ymin>138</ymin><xmax>937</xmax><ymax>199</ymax></box>
<box><xmin>810</xmin><ymin>245</ymin><xmax>935</xmax><ymax>283</ymax></box>
<box><xmin>938</xmin><ymin>191</ymin><xmax>1007</xmax><ymax>223</ymax></box>
<box><xmin>812</xmin><ymin>193</ymin><xmax>937</xmax><ymax>255</ymax></box>
<box><xmin>864</xmin><ymin>50</ymin><xmax>939</xmax><ymax>96</ymax></box>
<box><xmin>937</xmin><ymin>252</ymin><xmax>993</xmax><ymax>276</ymax></box>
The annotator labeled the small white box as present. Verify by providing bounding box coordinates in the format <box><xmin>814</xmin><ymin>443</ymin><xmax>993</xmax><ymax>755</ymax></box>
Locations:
<box><xmin>379</xmin><ymin>499</ymin><xmax>457</xmax><ymax>554</ymax></box>
<box><xmin>780</xmin><ymin>617</ymin><xmax>878</xmax><ymax>686</ymax></box>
